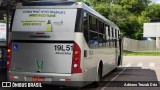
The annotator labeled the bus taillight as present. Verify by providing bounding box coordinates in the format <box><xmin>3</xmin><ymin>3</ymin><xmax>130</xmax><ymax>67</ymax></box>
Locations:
<box><xmin>72</xmin><ymin>42</ymin><xmax>82</xmax><ymax>73</ymax></box>
<box><xmin>7</xmin><ymin>49</ymin><xmax>11</xmax><ymax>53</ymax></box>
<box><xmin>7</xmin><ymin>42</ymin><xmax>12</xmax><ymax>70</ymax></box>
<box><xmin>74</xmin><ymin>57</ymin><xmax>80</xmax><ymax>62</ymax></box>
<box><xmin>74</xmin><ymin>50</ymin><xmax>80</xmax><ymax>55</ymax></box>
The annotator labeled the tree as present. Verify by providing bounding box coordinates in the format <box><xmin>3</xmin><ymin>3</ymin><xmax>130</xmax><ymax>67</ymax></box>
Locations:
<box><xmin>143</xmin><ymin>4</ymin><xmax>160</xmax><ymax>20</ymax></box>
<box><xmin>93</xmin><ymin>0</ymin><xmax>152</xmax><ymax>39</ymax></box>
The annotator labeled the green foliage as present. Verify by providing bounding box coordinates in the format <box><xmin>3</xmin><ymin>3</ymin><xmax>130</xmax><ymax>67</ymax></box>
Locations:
<box><xmin>94</xmin><ymin>3</ymin><xmax>111</xmax><ymax>17</ymax></box>
<box><xmin>144</xmin><ymin>4</ymin><xmax>160</xmax><ymax>19</ymax></box>
<box><xmin>76</xmin><ymin>0</ymin><xmax>160</xmax><ymax>40</ymax></box>
<box><xmin>124</xmin><ymin>51</ymin><xmax>160</xmax><ymax>56</ymax></box>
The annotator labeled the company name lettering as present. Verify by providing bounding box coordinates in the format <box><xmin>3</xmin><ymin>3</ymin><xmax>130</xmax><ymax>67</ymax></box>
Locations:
<box><xmin>23</xmin><ymin>10</ymin><xmax>66</xmax><ymax>14</ymax></box>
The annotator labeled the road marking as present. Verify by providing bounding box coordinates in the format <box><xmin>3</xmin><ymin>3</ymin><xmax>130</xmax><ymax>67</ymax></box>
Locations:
<box><xmin>101</xmin><ymin>87</ymin><xmax>106</xmax><ymax>90</ymax></box>
<box><xmin>137</xmin><ymin>62</ymin><xmax>143</xmax><ymax>67</ymax></box>
<box><xmin>110</xmin><ymin>68</ymin><xmax>126</xmax><ymax>81</ymax></box>
<box><xmin>101</xmin><ymin>68</ymin><xmax>126</xmax><ymax>90</ymax></box>
<box><xmin>125</xmin><ymin>63</ymin><xmax>132</xmax><ymax>67</ymax></box>
<box><xmin>149</xmin><ymin>62</ymin><xmax>155</xmax><ymax>68</ymax></box>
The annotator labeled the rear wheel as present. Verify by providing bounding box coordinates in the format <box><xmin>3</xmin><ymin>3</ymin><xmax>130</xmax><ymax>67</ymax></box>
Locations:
<box><xmin>94</xmin><ymin>65</ymin><xmax>102</xmax><ymax>87</ymax></box>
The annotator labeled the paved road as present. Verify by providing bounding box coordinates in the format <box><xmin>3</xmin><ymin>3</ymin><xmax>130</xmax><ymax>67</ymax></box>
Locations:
<box><xmin>85</xmin><ymin>56</ymin><xmax>160</xmax><ymax>90</ymax></box>
<box><xmin>0</xmin><ymin>56</ymin><xmax>160</xmax><ymax>90</ymax></box>
<box><xmin>123</xmin><ymin>56</ymin><xmax>160</xmax><ymax>81</ymax></box>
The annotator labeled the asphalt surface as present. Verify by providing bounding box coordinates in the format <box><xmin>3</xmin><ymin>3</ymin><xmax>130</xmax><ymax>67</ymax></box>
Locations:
<box><xmin>0</xmin><ymin>56</ymin><xmax>160</xmax><ymax>90</ymax></box>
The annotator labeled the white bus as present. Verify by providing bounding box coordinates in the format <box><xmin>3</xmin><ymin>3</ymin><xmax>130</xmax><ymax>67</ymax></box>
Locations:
<box><xmin>7</xmin><ymin>1</ymin><xmax>123</xmax><ymax>87</ymax></box>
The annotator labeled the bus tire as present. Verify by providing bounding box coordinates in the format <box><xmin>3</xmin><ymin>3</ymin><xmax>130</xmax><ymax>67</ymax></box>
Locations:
<box><xmin>94</xmin><ymin>63</ymin><xmax>103</xmax><ymax>88</ymax></box>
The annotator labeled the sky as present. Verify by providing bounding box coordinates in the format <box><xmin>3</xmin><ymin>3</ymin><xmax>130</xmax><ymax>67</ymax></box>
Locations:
<box><xmin>152</xmin><ymin>0</ymin><xmax>160</xmax><ymax>3</ymax></box>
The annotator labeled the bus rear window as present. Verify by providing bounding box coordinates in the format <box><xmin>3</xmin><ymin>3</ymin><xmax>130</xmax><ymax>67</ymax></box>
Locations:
<box><xmin>12</xmin><ymin>9</ymin><xmax>77</xmax><ymax>32</ymax></box>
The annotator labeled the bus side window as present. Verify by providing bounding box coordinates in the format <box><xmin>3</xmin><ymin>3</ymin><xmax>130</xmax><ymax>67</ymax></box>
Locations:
<box><xmin>98</xmin><ymin>21</ymin><xmax>105</xmax><ymax>47</ymax></box>
<box><xmin>89</xmin><ymin>16</ymin><xmax>97</xmax><ymax>32</ymax></box>
<box><xmin>88</xmin><ymin>15</ymin><xmax>98</xmax><ymax>48</ymax></box>
<box><xmin>109</xmin><ymin>27</ymin><xmax>112</xmax><ymax>47</ymax></box>
<box><xmin>99</xmin><ymin>21</ymin><xmax>105</xmax><ymax>34</ymax></box>
<box><xmin>105</xmin><ymin>26</ymin><xmax>109</xmax><ymax>47</ymax></box>
<box><xmin>89</xmin><ymin>32</ymin><xmax>98</xmax><ymax>48</ymax></box>
<box><xmin>115</xmin><ymin>29</ymin><xmax>117</xmax><ymax>48</ymax></box>
<box><xmin>112</xmin><ymin>28</ymin><xmax>115</xmax><ymax>47</ymax></box>
<box><xmin>83</xmin><ymin>11</ymin><xmax>89</xmax><ymax>43</ymax></box>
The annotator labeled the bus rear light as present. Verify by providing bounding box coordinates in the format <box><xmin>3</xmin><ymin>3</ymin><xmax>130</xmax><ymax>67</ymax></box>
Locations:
<box><xmin>74</xmin><ymin>51</ymin><xmax>80</xmax><ymax>55</ymax></box>
<box><xmin>72</xmin><ymin>42</ymin><xmax>82</xmax><ymax>73</ymax></box>
<box><xmin>7</xmin><ymin>61</ymin><xmax>9</xmax><ymax>65</ymax></box>
<box><xmin>74</xmin><ymin>64</ymin><xmax>78</xmax><ymax>68</ymax></box>
<box><xmin>74</xmin><ymin>57</ymin><xmax>80</xmax><ymax>62</ymax></box>
<box><xmin>7</xmin><ymin>55</ymin><xmax>11</xmax><ymax>70</ymax></box>
<box><xmin>7</xmin><ymin>49</ymin><xmax>11</xmax><ymax>53</ymax></box>
<box><xmin>7</xmin><ymin>42</ymin><xmax>12</xmax><ymax>70</ymax></box>
<box><xmin>7</xmin><ymin>55</ymin><xmax>11</xmax><ymax>59</ymax></box>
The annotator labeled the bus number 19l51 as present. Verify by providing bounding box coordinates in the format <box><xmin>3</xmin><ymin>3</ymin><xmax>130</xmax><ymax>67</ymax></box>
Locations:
<box><xmin>54</xmin><ymin>45</ymin><xmax>73</xmax><ymax>51</ymax></box>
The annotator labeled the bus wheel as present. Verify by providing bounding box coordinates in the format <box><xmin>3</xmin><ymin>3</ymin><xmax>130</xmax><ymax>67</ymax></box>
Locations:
<box><xmin>95</xmin><ymin>65</ymin><xmax>102</xmax><ymax>87</ymax></box>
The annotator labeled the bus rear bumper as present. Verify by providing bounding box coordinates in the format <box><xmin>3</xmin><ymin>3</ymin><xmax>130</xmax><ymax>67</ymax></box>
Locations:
<box><xmin>7</xmin><ymin>71</ymin><xmax>85</xmax><ymax>87</ymax></box>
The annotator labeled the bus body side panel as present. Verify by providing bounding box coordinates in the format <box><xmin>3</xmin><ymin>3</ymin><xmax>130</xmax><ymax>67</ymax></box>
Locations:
<box><xmin>82</xmin><ymin>37</ymin><xmax>118</xmax><ymax>81</ymax></box>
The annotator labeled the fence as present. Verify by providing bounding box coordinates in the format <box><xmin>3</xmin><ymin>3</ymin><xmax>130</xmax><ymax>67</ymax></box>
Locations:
<box><xmin>123</xmin><ymin>38</ymin><xmax>160</xmax><ymax>52</ymax></box>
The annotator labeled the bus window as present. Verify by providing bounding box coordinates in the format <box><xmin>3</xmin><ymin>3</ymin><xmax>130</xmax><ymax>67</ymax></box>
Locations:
<box><xmin>89</xmin><ymin>31</ymin><xmax>98</xmax><ymax>48</ymax></box>
<box><xmin>105</xmin><ymin>26</ymin><xmax>109</xmax><ymax>46</ymax></box>
<box><xmin>98</xmin><ymin>21</ymin><xmax>105</xmax><ymax>47</ymax></box>
<box><xmin>112</xmin><ymin>28</ymin><xmax>115</xmax><ymax>47</ymax></box>
<box><xmin>83</xmin><ymin>11</ymin><xmax>89</xmax><ymax>43</ymax></box>
<box><xmin>117</xmin><ymin>30</ymin><xmax>119</xmax><ymax>39</ymax></box>
<box><xmin>118</xmin><ymin>30</ymin><xmax>120</xmax><ymax>38</ymax></box>
<box><xmin>99</xmin><ymin>34</ymin><xmax>105</xmax><ymax>47</ymax></box>
<box><xmin>115</xmin><ymin>29</ymin><xmax>117</xmax><ymax>39</ymax></box>
<box><xmin>105</xmin><ymin>26</ymin><xmax>109</xmax><ymax>36</ymax></box>
<box><xmin>115</xmin><ymin>29</ymin><xmax>117</xmax><ymax>47</ymax></box>
<box><xmin>89</xmin><ymin>15</ymin><xmax>97</xmax><ymax>32</ymax></box>
<box><xmin>109</xmin><ymin>27</ymin><xmax>112</xmax><ymax>47</ymax></box>
<box><xmin>99</xmin><ymin>21</ymin><xmax>105</xmax><ymax>34</ymax></box>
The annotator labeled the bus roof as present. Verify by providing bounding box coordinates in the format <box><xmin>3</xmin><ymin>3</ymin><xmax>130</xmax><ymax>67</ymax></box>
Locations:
<box><xmin>22</xmin><ymin>1</ymin><xmax>76</xmax><ymax>6</ymax></box>
<box><xmin>18</xmin><ymin>1</ymin><xmax>119</xmax><ymax>29</ymax></box>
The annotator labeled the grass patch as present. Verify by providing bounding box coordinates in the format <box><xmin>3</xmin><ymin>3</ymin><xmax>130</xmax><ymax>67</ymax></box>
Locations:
<box><xmin>123</xmin><ymin>51</ymin><xmax>160</xmax><ymax>56</ymax></box>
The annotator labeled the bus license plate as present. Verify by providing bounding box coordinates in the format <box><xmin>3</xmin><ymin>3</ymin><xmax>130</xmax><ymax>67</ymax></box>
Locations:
<box><xmin>32</xmin><ymin>77</ymin><xmax>45</xmax><ymax>82</ymax></box>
